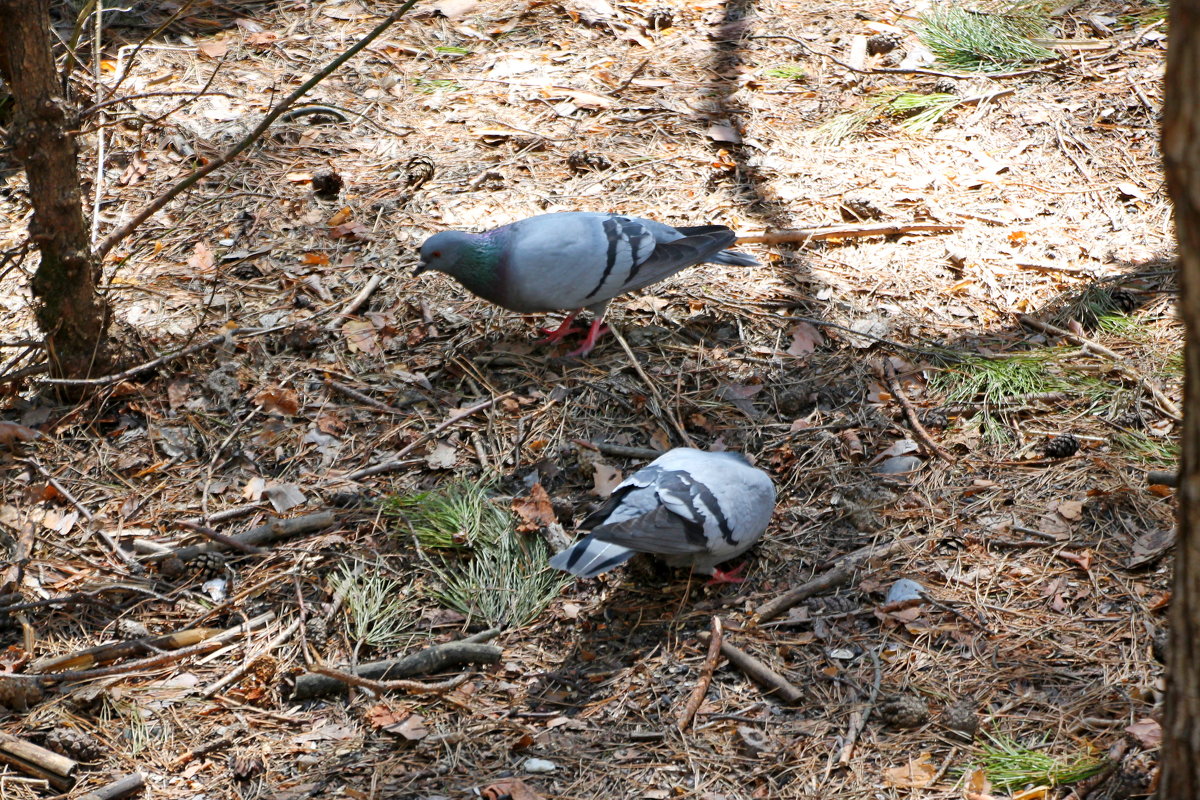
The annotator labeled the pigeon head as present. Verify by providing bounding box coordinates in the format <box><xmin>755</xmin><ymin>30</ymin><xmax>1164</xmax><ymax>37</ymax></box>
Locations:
<box><xmin>416</xmin><ymin>230</ymin><xmax>481</xmax><ymax>276</ymax></box>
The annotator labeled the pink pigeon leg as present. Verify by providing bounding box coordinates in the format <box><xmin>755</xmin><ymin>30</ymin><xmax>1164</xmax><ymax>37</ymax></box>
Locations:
<box><xmin>566</xmin><ymin>317</ymin><xmax>611</xmax><ymax>357</ymax></box>
<box><xmin>537</xmin><ymin>310</ymin><xmax>584</xmax><ymax>344</ymax></box>
<box><xmin>705</xmin><ymin>562</ymin><xmax>747</xmax><ymax>586</ymax></box>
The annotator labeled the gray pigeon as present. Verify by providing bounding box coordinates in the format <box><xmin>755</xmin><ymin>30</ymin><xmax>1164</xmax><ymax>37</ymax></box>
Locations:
<box><xmin>414</xmin><ymin>211</ymin><xmax>759</xmax><ymax>356</ymax></box>
<box><xmin>549</xmin><ymin>448</ymin><xmax>775</xmax><ymax>583</ymax></box>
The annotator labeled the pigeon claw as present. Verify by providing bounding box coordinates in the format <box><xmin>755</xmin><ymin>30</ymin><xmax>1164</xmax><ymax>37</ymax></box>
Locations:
<box><xmin>537</xmin><ymin>311</ymin><xmax>583</xmax><ymax>344</ymax></box>
<box><xmin>565</xmin><ymin>319</ymin><xmax>611</xmax><ymax>357</ymax></box>
<box><xmin>705</xmin><ymin>563</ymin><xmax>747</xmax><ymax>585</ymax></box>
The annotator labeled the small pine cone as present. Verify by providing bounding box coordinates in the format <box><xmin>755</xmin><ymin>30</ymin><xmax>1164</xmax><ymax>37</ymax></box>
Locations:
<box><xmin>806</xmin><ymin>595</ymin><xmax>858</xmax><ymax>615</ymax></box>
<box><xmin>878</xmin><ymin>694</ymin><xmax>929</xmax><ymax>729</ymax></box>
<box><xmin>229</xmin><ymin>751</ymin><xmax>267</xmax><ymax>781</ymax></box>
<box><xmin>1110</xmin><ymin>288</ymin><xmax>1137</xmax><ymax>313</ymax></box>
<box><xmin>191</xmin><ymin>551</ymin><xmax>227</xmax><ymax>579</ymax></box>
<box><xmin>1113</xmin><ymin>410</ymin><xmax>1145</xmax><ymax>429</ymax></box>
<box><xmin>920</xmin><ymin>409</ymin><xmax>950</xmax><ymax>430</ymax></box>
<box><xmin>567</xmin><ymin>150</ymin><xmax>612</xmax><ymax>172</ymax></box>
<box><xmin>328</xmin><ymin>490</ymin><xmax>366</xmax><ymax>508</ymax></box>
<box><xmin>1107</xmin><ymin>751</ymin><xmax>1155</xmax><ymax>799</ymax></box>
<box><xmin>114</xmin><ymin>618</ymin><xmax>150</xmax><ymax>640</ymax></box>
<box><xmin>1043</xmin><ymin>434</ymin><xmax>1080</xmax><ymax>459</ymax></box>
<box><xmin>404</xmin><ymin>154</ymin><xmax>436</xmax><ymax>189</ymax></box>
<box><xmin>941</xmin><ymin>698</ymin><xmax>979</xmax><ymax>739</ymax></box>
<box><xmin>306</xmin><ymin>616</ymin><xmax>329</xmax><ymax>644</ymax></box>
<box><xmin>311</xmin><ymin>169</ymin><xmax>343</xmax><ymax>201</ymax></box>
<box><xmin>1152</xmin><ymin>628</ymin><xmax>1168</xmax><ymax>664</ymax></box>
<box><xmin>866</xmin><ymin>31</ymin><xmax>903</xmax><ymax>55</ymax></box>
<box><xmin>42</xmin><ymin>727</ymin><xmax>105</xmax><ymax>762</ymax></box>
<box><xmin>645</xmin><ymin>5</ymin><xmax>674</xmax><ymax>30</ymax></box>
<box><xmin>932</xmin><ymin>78</ymin><xmax>959</xmax><ymax>95</ymax></box>
<box><xmin>840</xmin><ymin>196</ymin><xmax>884</xmax><ymax>221</ymax></box>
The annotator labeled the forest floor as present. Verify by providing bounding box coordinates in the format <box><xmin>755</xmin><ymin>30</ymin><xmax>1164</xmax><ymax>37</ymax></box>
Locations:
<box><xmin>0</xmin><ymin>0</ymin><xmax>1180</xmax><ymax>799</ymax></box>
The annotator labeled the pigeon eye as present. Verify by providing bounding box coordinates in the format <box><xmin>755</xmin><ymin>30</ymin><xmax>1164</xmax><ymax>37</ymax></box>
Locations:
<box><xmin>431</xmin><ymin>251</ymin><xmax>442</xmax><ymax>258</ymax></box>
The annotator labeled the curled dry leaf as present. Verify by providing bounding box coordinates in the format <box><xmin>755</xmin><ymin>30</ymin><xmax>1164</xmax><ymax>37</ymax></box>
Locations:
<box><xmin>342</xmin><ymin>319</ymin><xmax>380</xmax><ymax>354</ymax></box>
<box><xmin>0</xmin><ymin>421</ymin><xmax>43</xmax><ymax>446</ymax></box>
<box><xmin>513</xmin><ymin>483</ymin><xmax>557</xmax><ymax>532</ymax></box>
<box><xmin>254</xmin><ymin>387</ymin><xmax>301</xmax><ymax>416</ymax></box>
<box><xmin>426</xmin><ymin>440</ymin><xmax>458</xmax><ymax>470</ymax></box>
<box><xmin>786</xmin><ymin>321</ymin><xmax>824</xmax><ymax>356</ymax></box>
<box><xmin>1125</xmin><ymin>717</ymin><xmax>1162</xmax><ymax>748</ymax></box>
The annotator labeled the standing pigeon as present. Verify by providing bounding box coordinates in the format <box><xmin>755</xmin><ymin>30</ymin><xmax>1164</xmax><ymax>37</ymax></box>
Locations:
<box><xmin>549</xmin><ymin>448</ymin><xmax>775</xmax><ymax>583</ymax></box>
<box><xmin>414</xmin><ymin>212</ymin><xmax>758</xmax><ymax>356</ymax></box>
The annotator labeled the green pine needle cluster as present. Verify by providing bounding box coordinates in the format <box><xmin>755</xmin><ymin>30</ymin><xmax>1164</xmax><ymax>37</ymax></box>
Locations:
<box><xmin>976</xmin><ymin>733</ymin><xmax>1105</xmax><ymax>791</ymax></box>
<box><xmin>816</xmin><ymin>91</ymin><xmax>961</xmax><ymax>144</ymax></box>
<box><xmin>917</xmin><ymin>2</ymin><xmax>1058</xmax><ymax>72</ymax></box>
<box><xmin>385</xmin><ymin>479</ymin><xmax>509</xmax><ymax>549</ymax></box>
<box><xmin>930</xmin><ymin>351</ymin><xmax>1068</xmax><ymax>405</ymax></box>
<box><xmin>330</xmin><ymin>563</ymin><xmax>417</xmax><ymax>650</ymax></box>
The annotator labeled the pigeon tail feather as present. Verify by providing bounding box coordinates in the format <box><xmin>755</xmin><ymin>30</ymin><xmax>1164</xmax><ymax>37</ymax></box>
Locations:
<box><xmin>549</xmin><ymin>536</ymin><xmax>636</xmax><ymax>578</ymax></box>
<box><xmin>711</xmin><ymin>249</ymin><xmax>759</xmax><ymax>267</ymax></box>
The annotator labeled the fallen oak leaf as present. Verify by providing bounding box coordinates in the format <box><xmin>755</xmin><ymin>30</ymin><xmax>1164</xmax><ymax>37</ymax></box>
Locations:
<box><xmin>254</xmin><ymin>387</ymin><xmax>301</xmax><ymax>416</ymax></box>
<box><xmin>513</xmin><ymin>483</ymin><xmax>556</xmax><ymax>532</ymax></box>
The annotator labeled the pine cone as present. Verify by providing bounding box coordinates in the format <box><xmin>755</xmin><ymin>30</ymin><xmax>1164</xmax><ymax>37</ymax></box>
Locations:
<box><xmin>42</xmin><ymin>728</ymin><xmax>104</xmax><ymax>761</ymax></box>
<box><xmin>404</xmin><ymin>154</ymin><xmax>435</xmax><ymax>189</ymax></box>
<box><xmin>191</xmin><ymin>551</ymin><xmax>227</xmax><ymax>579</ymax></box>
<box><xmin>932</xmin><ymin>78</ymin><xmax>959</xmax><ymax>95</ymax></box>
<box><xmin>1109</xmin><ymin>288</ymin><xmax>1137</xmax><ymax>313</ymax></box>
<box><xmin>306</xmin><ymin>616</ymin><xmax>329</xmax><ymax>644</ymax></box>
<box><xmin>1043</xmin><ymin>434</ymin><xmax>1080</xmax><ymax>459</ymax></box>
<box><xmin>229</xmin><ymin>751</ymin><xmax>266</xmax><ymax>781</ymax></box>
<box><xmin>311</xmin><ymin>170</ymin><xmax>343</xmax><ymax>201</ymax></box>
<box><xmin>645</xmin><ymin>5</ymin><xmax>674</xmax><ymax>30</ymax></box>
<box><xmin>867</xmin><ymin>31</ymin><xmax>904</xmax><ymax>55</ymax></box>
<box><xmin>840</xmin><ymin>197</ymin><xmax>884</xmax><ymax>221</ymax></box>
<box><xmin>114</xmin><ymin>619</ymin><xmax>150</xmax><ymax>640</ymax></box>
<box><xmin>1113</xmin><ymin>410</ymin><xmax>1145</xmax><ymax>429</ymax></box>
<box><xmin>878</xmin><ymin>694</ymin><xmax>929</xmax><ymax>728</ymax></box>
<box><xmin>941</xmin><ymin>698</ymin><xmax>979</xmax><ymax>739</ymax></box>
<box><xmin>920</xmin><ymin>409</ymin><xmax>951</xmax><ymax>430</ymax></box>
<box><xmin>567</xmin><ymin>150</ymin><xmax>612</xmax><ymax>172</ymax></box>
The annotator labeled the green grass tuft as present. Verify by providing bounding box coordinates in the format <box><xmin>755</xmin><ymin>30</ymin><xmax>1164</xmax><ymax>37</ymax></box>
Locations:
<box><xmin>385</xmin><ymin>480</ymin><xmax>510</xmax><ymax>549</ymax></box>
<box><xmin>412</xmin><ymin>77</ymin><xmax>463</xmax><ymax>93</ymax></box>
<box><xmin>916</xmin><ymin>1</ymin><xmax>1058</xmax><ymax>72</ymax></box>
<box><xmin>976</xmin><ymin>732</ymin><xmax>1105</xmax><ymax>791</ymax></box>
<box><xmin>1111</xmin><ymin>430</ymin><xmax>1179</xmax><ymax>467</ymax></box>
<box><xmin>763</xmin><ymin>64</ymin><xmax>808</xmax><ymax>81</ymax></box>
<box><xmin>815</xmin><ymin>91</ymin><xmax>962</xmax><ymax>143</ymax></box>
<box><xmin>330</xmin><ymin>563</ymin><xmax>418</xmax><ymax>650</ymax></box>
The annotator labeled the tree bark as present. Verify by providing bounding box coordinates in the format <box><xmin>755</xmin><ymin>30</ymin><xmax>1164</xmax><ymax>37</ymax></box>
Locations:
<box><xmin>0</xmin><ymin>0</ymin><xmax>111</xmax><ymax>379</ymax></box>
<box><xmin>1161</xmin><ymin>1</ymin><xmax>1200</xmax><ymax>796</ymax></box>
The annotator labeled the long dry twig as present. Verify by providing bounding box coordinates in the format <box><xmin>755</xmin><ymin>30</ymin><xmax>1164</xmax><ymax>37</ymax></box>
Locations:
<box><xmin>882</xmin><ymin>359</ymin><xmax>955</xmax><ymax>464</ymax></box>
<box><xmin>677</xmin><ymin>616</ymin><xmax>723</xmax><ymax>731</ymax></box>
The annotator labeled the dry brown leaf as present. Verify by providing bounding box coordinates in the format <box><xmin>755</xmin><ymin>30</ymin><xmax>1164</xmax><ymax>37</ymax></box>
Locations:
<box><xmin>1010</xmin><ymin>787</ymin><xmax>1049</xmax><ymax>800</ymax></box>
<box><xmin>591</xmin><ymin>462</ymin><xmax>623</xmax><ymax>497</ymax></box>
<box><xmin>342</xmin><ymin>319</ymin><xmax>379</xmax><ymax>354</ymax></box>
<box><xmin>883</xmin><ymin>752</ymin><xmax>937</xmax><ymax>788</ymax></box>
<box><xmin>1126</xmin><ymin>717</ymin><xmax>1162</xmax><ymax>748</ymax></box>
<box><xmin>383</xmin><ymin>711</ymin><xmax>428</xmax><ymax>741</ymax></box>
<box><xmin>254</xmin><ymin>387</ymin><xmax>300</xmax><ymax>416</ymax></box>
<box><xmin>1056</xmin><ymin>550</ymin><xmax>1092</xmax><ymax>571</ymax></box>
<box><xmin>513</xmin><ymin>483</ymin><xmax>557</xmax><ymax>532</ymax></box>
<box><xmin>197</xmin><ymin>40</ymin><xmax>229</xmax><ymax>59</ymax></box>
<box><xmin>187</xmin><ymin>241</ymin><xmax>215</xmax><ymax>273</ymax></box>
<box><xmin>329</xmin><ymin>220</ymin><xmax>369</xmax><ymax>239</ymax></box>
<box><xmin>426</xmin><ymin>440</ymin><xmax>458</xmax><ymax>470</ymax></box>
<box><xmin>706</xmin><ymin>122</ymin><xmax>742</xmax><ymax>144</ymax></box>
<box><xmin>786</xmin><ymin>321</ymin><xmax>824</xmax><ymax>356</ymax></box>
<box><xmin>316</xmin><ymin>412</ymin><xmax>346</xmax><ymax>436</ymax></box>
<box><xmin>1056</xmin><ymin>498</ymin><xmax>1084</xmax><ymax>520</ymax></box>
<box><xmin>481</xmin><ymin>778</ymin><xmax>541</xmax><ymax>800</ymax></box>
<box><xmin>0</xmin><ymin>421</ymin><xmax>42</xmax><ymax>446</ymax></box>
<box><xmin>1125</xmin><ymin>527</ymin><xmax>1174</xmax><ymax>569</ymax></box>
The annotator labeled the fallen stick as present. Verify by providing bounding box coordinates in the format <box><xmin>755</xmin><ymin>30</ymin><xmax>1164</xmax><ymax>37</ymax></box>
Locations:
<box><xmin>75</xmin><ymin>773</ymin><xmax>145</xmax><ymax>800</ymax></box>
<box><xmin>1147</xmin><ymin>469</ymin><xmax>1178</xmax><ymax>487</ymax></box>
<box><xmin>324</xmin><ymin>274</ymin><xmax>383</xmax><ymax>331</ymax></box>
<box><xmin>737</xmin><ymin>222</ymin><xmax>963</xmax><ymax>245</ymax></box>
<box><xmin>882</xmin><ymin>360</ymin><xmax>954</xmax><ymax>464</ymax></box>
<box><xmin>709</xmin><ymin>638</ymin><xmax>803</xmax><ymax>704</ymax></box>
<box><xmin>0</xmin><ymin>732</ymin><xmax>77</xmax><ymax>790</ymax></box>
<box><xmin>290</xmin><ymin>629</ymin><xmax>503</xmax><ymax>700</ymax></box>
<box><xmin>143</xmin><ymin>511</ymin><xmax>335</xmax><ymax>563</ymax></box>
<box><xmin>324</xmin><ymin>378</ymin><xmax>419</xmax><ymax>414</ymax></box>
<box><xmin>29</xmin><ymin>625</ymin><xmax>224</xmax><ymax>673</ymax></box>
<box><xmin>676</xmin><ymin>616</ymin><xmax>723</xmax><ymax>732</ymax></box>
<box><xmin>756</xmin><ymin>536</ymin><xmax>919</xmax><ymax>623</ymax></box>
<box><xmin>309</xmin><ymin>665</ymin><xmax>471</xmax><ymax>695</ymax></box>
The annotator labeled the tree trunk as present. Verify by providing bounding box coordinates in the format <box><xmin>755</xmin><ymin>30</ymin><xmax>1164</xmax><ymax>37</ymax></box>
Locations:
<box><xmin>0</xmin><ymin>0</ymin><xmax>111</xmax><ymax>379</ymax></box>
<box><xmin>1161</xmin><ymin>0</ymin><xmax>1200</xmax><ymax>796</ymax></box>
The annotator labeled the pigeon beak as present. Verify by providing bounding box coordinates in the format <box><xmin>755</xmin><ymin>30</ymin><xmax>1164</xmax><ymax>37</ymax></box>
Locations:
<box><xmin>413</xmin><ymin>261</ymin><xmax>430</xmax><ymax>276</ymax></box>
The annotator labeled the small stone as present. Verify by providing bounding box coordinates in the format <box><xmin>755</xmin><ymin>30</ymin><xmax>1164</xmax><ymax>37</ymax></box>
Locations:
<box><xmin>885</xmin><ymin>578</ymin><xmax>924</xmax><ymax>605</ymax></box>
<box><xmin>523</xmin><ymin>758</ymin><xmax>557</xmax><ymax>774</ymax></box>
<box><xmin>878</xmin><ymin>694</ymin><xmax>929</xmax><ymax>729</ymax></box>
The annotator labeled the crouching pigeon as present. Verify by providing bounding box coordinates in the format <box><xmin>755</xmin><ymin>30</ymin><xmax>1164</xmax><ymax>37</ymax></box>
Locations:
<box><xmin>549</xmin><ymin>448</ymin><xmax>775</xmax><ymax>583</ymax></box>
<box><xmin>415</xmin><ymin>211</ymin><xmax>758</xmax><ymax>356</ymax></box>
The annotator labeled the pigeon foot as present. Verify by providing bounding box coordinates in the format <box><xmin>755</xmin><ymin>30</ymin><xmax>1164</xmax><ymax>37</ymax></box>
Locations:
<box><xmin>565</xmin><ymin>319</ymin><xmax>611</xmax><ymax>357</ymax></box>
<box><xmin>705</xmin><ymin>563</ymin><xmax>747</xmax><ymax>585</ymax></box>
